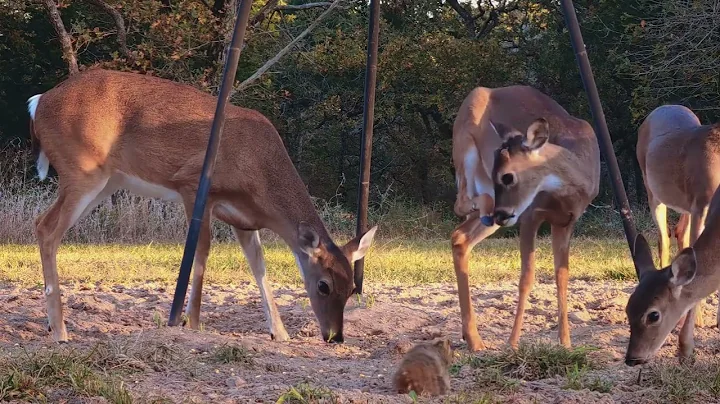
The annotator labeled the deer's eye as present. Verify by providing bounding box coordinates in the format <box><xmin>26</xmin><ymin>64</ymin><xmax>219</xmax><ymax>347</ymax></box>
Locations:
<box><xmin>317</xmin><ymin>280</ymin><xmax>331</xmax><ymax>296</ymax></box>
<box><xmin>647</xmin><ymin>311</ymin><xmax>661</xmax><ymax>324</ymax></box>
<box><xmin>501</xmin><ymin>173</ymin><xmax>516</xmax><ymax>187</ymax></box>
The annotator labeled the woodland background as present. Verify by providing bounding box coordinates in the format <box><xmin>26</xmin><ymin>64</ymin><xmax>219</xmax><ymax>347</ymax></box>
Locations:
<box><xmin>1</xmin><ymin>0</ymin><xmax>718</xmax><ymax>242</ymax></box>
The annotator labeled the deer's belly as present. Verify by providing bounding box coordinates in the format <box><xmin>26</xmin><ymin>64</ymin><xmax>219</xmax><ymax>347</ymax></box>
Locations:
<box><xmin>115</xmin><ymin>172</ymin><xmax>183</xmax><ymax>203</ymax></box>
<box><xmin>646</xmin><ymin>170</ymin><xmax>691</xmax><ymax>213</ymax></box>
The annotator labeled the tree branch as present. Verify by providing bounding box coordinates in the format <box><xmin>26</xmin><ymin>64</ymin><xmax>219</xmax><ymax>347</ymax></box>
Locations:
<box><xmin>250</xmin><ymin>0</ymin><xmax>280</xmax><ymax>27</ymax></box>
<box><xmin>446</xmin><ymin>0</ymin><xmax>476</xmax><ymax>39</ymax></box>
<box><xmin>232</xmin><ymin>0</ymin><xmax>343</xmax><ymax>95</ymax></box>
<box><xmin>276</xmin><ymin>2</ymin><xmax>332</xmax><ymax>11</ymax></box>
<box><xmin>41</xmin><ymin>0</ymin><xmax>79</xmax><ymax>75</ymax></box>
<box><xmin>86</xmin><ymin>0</ymin><xmax>132</xmax><ymax>61</ymax></box>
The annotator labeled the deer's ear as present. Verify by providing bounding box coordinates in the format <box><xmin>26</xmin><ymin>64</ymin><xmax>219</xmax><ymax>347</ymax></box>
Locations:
<box><xmin>298</xmin><ymin>222</ymin><xmax>321</xmax><ymax>256</ymax></box>
<box><xmin>632</xmin><ymin>233</ymin><xmax>656</xmax><ymax>280</ymax></box>
<box><xmin>343</xmin><ymin>225</ymin><xmax>378</xmax><ymax>263</ymax></box>
<box><xmin>670</xmin><ymin>247</ymin><xmax>697</xmax><ymax>287</ymax></box>
<box><xmin>524</xmin><ymin>118</ymin><xmax>549</xmax><ymax>150</ymax></box>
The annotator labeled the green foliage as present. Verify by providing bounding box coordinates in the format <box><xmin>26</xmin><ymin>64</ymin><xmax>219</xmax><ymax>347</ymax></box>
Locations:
<box><xmin>2</xmin><ymin>0</ymin><xmax>716</xmax><ymax>216</ymax></box>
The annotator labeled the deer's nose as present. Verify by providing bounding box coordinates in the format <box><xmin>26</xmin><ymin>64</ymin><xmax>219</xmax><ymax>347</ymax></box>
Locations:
<box><xmin>494</xmin><ymin>210</ymin><xmax>514</xmax><ymax>226</ymax></box>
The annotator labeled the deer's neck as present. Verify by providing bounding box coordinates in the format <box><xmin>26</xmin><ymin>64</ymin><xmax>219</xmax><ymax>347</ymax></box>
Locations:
<box><xmin>683</xmin><ymin>225</ymin><xmax>720</xmax><ymax>301</ymax></box>
<box><xmin>267</xmin><ymin>174</ymin><xmax>334</xmax><ymax>253</ymax></box>
<box><xmin>535</xmin><ymin>144</ymin><xmax>585</xmax><ymax>197</ymax></box>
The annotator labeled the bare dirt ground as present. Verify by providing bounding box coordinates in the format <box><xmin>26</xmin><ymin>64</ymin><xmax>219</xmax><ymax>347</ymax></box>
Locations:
<box><xmin>2</xmin><ymin>279</ymin><xmax>720</xmax><ymax>403</ymax></box>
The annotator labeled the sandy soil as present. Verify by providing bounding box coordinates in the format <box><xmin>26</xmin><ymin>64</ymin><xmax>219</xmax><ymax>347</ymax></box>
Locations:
<box><xmin>2</xmin><ymin>279</ymin><xmax>720</xmax><ymax>403</ymax></box>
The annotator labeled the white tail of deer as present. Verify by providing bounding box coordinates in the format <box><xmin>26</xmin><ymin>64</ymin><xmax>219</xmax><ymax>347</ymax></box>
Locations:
<box><xmin>627</xmin><ymin>106</ymin><xmax>720</xmax><ymax>363</ymax></box>
<box><xmin>451</xmin><ymin>86</ymin><xmax>600</xmax><ymax>351</ymax></box>
<box><xmin>27</xmin><ymin>68</ymin><xmax>377</xmax><ymax>343</ymax></box>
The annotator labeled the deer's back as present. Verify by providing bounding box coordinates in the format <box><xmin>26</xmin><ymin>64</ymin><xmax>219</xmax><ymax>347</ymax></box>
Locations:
<box><xmin>33</xmin><ymin>68</ymin><xmax>287</xmax><ymax>188</ymax></box>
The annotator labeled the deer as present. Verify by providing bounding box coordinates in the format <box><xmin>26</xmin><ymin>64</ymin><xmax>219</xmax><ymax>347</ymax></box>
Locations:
<box><xmin>636</xmin><ymin>104</ymin><xmax>720</xmax><ymax>330</ymax></box>
<box><xmin>451</xmin><ymin>85</ymin><xmax>600</xmax><ymax>351</ymax></box>
<box><xmin>626</xmin><ymin>184</ymin><xmax>720</xmax><ymax>365</ymax></box>
<box><xmin>26</xmin><ymin>68</ymin><xmax>378</xmax><ymax>344</ymax></box>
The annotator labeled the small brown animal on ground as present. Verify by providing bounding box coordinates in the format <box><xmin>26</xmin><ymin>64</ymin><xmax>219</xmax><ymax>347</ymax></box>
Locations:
<box><xmin>392</xmin><ymin>338</ymin><xmax>453</xmax><ymax>396</ymax></box>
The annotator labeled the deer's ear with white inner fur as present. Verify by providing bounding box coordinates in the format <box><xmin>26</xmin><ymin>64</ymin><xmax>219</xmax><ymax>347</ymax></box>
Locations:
<box><xmin>343</xmin><ymin>225</ymin><xmax>378</xmax><ymax>263</ymax></box>
<box><xmin>524</xmin><ymin>118</ymin><xmax>550</xmax><ymax>150</ymax></box>
<box><xmin>632</xmin><ymin>233</ymin><xmax>656</xmax><ymax>280</ymax></box>
<box><xmin>670</xmin><ymin>247</ymin><xmax>697</xmax><ymax>289</ymax></box>
<box><xmin>298</xmin><ymin>222</ymin><xmax>321</xmax><ymax>257</ymax></box>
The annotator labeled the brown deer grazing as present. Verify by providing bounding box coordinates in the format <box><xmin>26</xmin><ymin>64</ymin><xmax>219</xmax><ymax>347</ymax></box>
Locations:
<box><xmin>27</xmin><ymin>68</ymin><xmax>378</xmax><ymax>343</ymax></box>
<box><xmin>626</xmin><ymin>185</ymin><xmax>720</xmax><ymax>365</ymax></box>
<box><xmin>451</xmin><ymin>86</ymin><xmax>600</xmax><ymax>351</ymax></box>
<box><xmin>636</xmin><ymin>104</ymin><xmax>720</xmax><ymax>329</ymax></box>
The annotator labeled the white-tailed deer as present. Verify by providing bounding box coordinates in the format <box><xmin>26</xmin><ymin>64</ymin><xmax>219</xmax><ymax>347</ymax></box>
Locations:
<box><xmin>27</xmin><ymin>68</ymin><xmax>378</xmax><ymax>343</ymax></box>
<box><xmin>626</xmin><ymin>183</ymin><xmax>720</xmax><ymax>365</ymax></box>
<box><xmin>451</xmin><ymin>86</ymin><xmax>600</xmax><ymax>351</ymax></box>
<box><xmin>636</xmin><ymin>104</ymin><xmax>720</xmax><ymax>329</ymax></box>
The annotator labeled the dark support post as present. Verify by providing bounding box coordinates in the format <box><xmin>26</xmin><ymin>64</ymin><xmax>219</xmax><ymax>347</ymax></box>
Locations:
<box><xmin>354</xmin><ymin>0</ymin><xmax>381</xmax><ymax>295</ymax></box>
<box><xmin>559</xmin><ymin>0</ymin><xmax>639</xmax><ymax>260</ymax></box>
<box><xmin>168</xmin><ymin>0</ymin><xmax>254</xmax><ymax>326</ymax></box>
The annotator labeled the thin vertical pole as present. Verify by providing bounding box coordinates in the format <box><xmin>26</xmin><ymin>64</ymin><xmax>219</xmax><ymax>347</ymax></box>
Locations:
<box><xmin>559</xmin><ymin>0</ymin><xmax>639</xmax><ymax>263</ymax></box>
<box><xmin>354</xmin><ymin>0</ymin><xmax>381</xmax><ymax>295</ymax></box>
<box><xmin>168</xmin><ymin>0</ymin><xmax>254</xmax><ymax>326</ymax></box>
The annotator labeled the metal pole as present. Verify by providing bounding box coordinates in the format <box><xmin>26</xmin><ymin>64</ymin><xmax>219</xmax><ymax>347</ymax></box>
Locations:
<box><xmin>559</xmin><ymin>0</ymin><xmax>639</xmax><ymax>263</ymax></box>
<box><xmin>353</xmin><ymin>0</ymin><xmax>380</xmax><ymax>295</ymax></box>
<box><xmin>168</xmin><ymin>0</ymin><xmax>254</xmax><ymax>326</ymax></box>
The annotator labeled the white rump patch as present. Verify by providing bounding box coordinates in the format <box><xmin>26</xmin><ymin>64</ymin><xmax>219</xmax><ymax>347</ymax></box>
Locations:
<box><xmin>27</xmin><ymin>94</ymin><xmax>42</xmax><ymax>120</ymax></box>
<box><xmin>37</xmin><ymin>151</ymin><xmax>50</xmax><ymax>181</ymax></box>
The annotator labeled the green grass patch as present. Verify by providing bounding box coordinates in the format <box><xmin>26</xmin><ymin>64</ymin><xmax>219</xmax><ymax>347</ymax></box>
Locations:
<box><xmin>642</xmin><ymin>360</ymin><xmax>720</xmax><ymax>403</ymax></box>
<box><xmin>275</xmin><ymin>382</ymin><xmax>337</xmax><ymax>404</ymax></box>
<box><xmin>0</xmin><ymin>237</ymin><xmax>636</xmax><ymax>286</ymax></box>
<box><xmin>0</xmin><ymin>347</ymin><xmax>132</xmax><ymax>403</ymax></box>
<box><xmin>466</xmin><ymin>342</ymin><xmax>599</xmax><ymax>381</ymax></box>
<box><xmin>211</xmin><ymin>344</ymin><xmax>255</xmax><ymax>368</ymax></box>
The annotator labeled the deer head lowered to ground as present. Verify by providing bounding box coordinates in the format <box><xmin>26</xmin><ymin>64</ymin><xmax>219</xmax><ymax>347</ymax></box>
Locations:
<box><xmin>636</xmin><ymin>104</ymin><xmax>720</xmax><ymax>331</ymax></box>
<box><xmin>27</xmin><ymin>68</ymin><xmax>378</xmax><ymax>344</ymax></box>
<box><xmin>626</xmin><ymin>184</ymin><xmax>720</xmax><ymax>365</ymax></box>
<box><xmin>451</xmin><ymin>85</ymin><xmax>600</xmax><ymax>351</ymax></box>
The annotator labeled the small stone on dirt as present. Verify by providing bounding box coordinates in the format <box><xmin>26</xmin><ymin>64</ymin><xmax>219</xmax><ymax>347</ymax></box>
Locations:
<box><xmin>226</xmin><ymin>376</ymin><xmax>246</xmax><ymax>388</ymax></box>
<box><xmin>569</xmin><ymin>311</ymin><xmax>591</xmax><ymax>323</ymax></box>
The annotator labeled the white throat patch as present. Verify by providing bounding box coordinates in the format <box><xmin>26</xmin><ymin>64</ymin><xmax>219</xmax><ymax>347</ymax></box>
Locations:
<box><xmin>506</xmin><ymin>173</ymin><xmax>565</xmax><ymax>226</ymax></box>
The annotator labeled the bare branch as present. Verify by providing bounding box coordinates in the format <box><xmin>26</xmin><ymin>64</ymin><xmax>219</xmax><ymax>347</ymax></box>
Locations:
<box><xmin>250</xmin><ymin>0</ymin><xmax>280</xmax><ymax>27</ymax></box>
<box><xmin>86</xmin><ymin>0</ymin><xmax>132</xmax><ymax>61</ymax></box>
<box><xmin>275</xmin><ymin>2</ymin><xmax>332</xmax><ymax>11</ymax></box>
<box><xmin>232</xmin><ymin>0</ymin><xmax>343</xmax><ymax>95</ymax></box>
<box><xmin>446</xmin><ymin>0</ymin><xmax>476</xmax><ymax>38</ymax></box>
<box><xmin>41</xmin><ymin>0</ymin><xmax>79</xmax><ymax>75</ymax></box>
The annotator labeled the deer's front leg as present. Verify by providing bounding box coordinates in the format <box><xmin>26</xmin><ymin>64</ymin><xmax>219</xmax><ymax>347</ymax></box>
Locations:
<box><xmin>451</xmin><ymin>213</ymin><xmax>499</xmax><ymax>351</ymax></box>
<box><xmin>509</xmin><ymin>213</ymin><xmax>544</xmax><ymax>348</ymax></box>
<box><xmin>679</xmin><ymin>305</ymin><xmax>697</xmax><ymax>362</ymax></box>
<box><xmin>689</xmin><ymin>208</ymin><xmax>709</xmax><ymax>328</ymax></box>
<box><xmin>184</xmin><ymin>211</ymin><xmax>212</xmax><ymax>330</ymax></box>
<box><xmin>234</xmin><ymin>228</ymin><xmax>290</xmax><ymax>341</ymax></box>
<box><xmin>551</xmin><ymin>221</ymin><xmax>575</xmax><ymax>348</ymax></box>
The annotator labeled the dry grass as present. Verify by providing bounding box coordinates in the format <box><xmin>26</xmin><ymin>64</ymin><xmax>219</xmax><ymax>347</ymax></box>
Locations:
<box><xmin>0</xmin><ymin>146</ymin><xmax>668</xmax><ymax>246</ymax></box>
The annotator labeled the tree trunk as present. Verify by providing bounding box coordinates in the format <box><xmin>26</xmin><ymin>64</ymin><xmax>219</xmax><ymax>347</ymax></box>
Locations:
<box><xmin>42</xmin><ymin>0</ymin><xmax>79</xmax><ymax>75</ymax></box>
